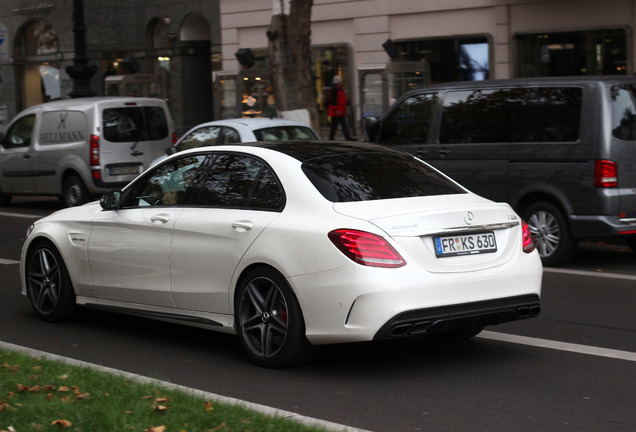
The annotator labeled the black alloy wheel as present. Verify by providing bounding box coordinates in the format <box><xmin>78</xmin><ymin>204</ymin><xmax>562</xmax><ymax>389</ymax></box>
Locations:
<box><xmin>236</xmin><ymin>267</ymin><xmax>316</xmax><ymax>368</ymax></box>
<box><xmin>25</xmin><ymin>241</ymin><xmax>76</xmax><ymax>322</ymax></box>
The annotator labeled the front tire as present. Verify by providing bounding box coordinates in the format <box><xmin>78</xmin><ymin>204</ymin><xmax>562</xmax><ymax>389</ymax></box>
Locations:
<box><xmin>62</xmin><ymin>175</ymin><xmax>89</xmax><ymax>207</ymax></box>
<box><xmin>25</xmin><ymin>241</ymin><xmax>77</xmax><ymax>322</ymax></box>
<box><xmin>524</xmin><ymin>201</ymin><xmax>575</xmax><ymax>266</ymax></box>
<box><xmin>235</xmin><ymin>268</ymin><xmax>316</xmax><ymax>368</ymax></box>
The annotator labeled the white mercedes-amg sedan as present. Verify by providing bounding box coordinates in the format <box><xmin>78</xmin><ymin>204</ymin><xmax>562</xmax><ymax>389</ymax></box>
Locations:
<box><xmin>21</xmin><ymin>141</ymin><xmax>542</xmax><ymax>367</ymax></box>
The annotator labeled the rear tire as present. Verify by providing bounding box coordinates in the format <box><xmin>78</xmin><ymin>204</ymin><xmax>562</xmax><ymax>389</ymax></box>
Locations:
<box><xmin>235</xmin><ymin>267</ymin><xmax>316</xmax><ymax>368</ymax></box>
<box><xmin>524</xmin><ymin>201</ymin><xmax>576</xmax><ymax>266</ymax></box>
<box><xmin>62</xmin><ymin>175</ymin><xmax>89</xmax><ymax>207</ymax></box>
<box><xmin>25</xmin><ymin>240</ymin><xmax>77</xmax><ymax>322</ymax></box>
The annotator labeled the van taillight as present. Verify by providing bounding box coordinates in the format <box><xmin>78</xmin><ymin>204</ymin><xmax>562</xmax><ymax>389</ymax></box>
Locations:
<box><xmin>90</xmin><ymin>135</ymin><xmax>100</xmax><ymax>166</ymax></box>
<box><xmin>594</xmin><ymin>160</ymin><xmax>617</xmax><ymax>187</ymax></box>
<box><xmin>172</xmin><ymin>132</ymin><xmax>177</xmax><ymax>144</ymax></box>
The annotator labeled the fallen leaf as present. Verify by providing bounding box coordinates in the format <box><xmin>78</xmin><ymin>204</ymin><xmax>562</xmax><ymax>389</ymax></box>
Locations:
<box><xmin>210</xmin><ymin>422</ymin><xmax>227</xmax><ymax>432</ymax></box>
<box><xmin>204</xmin><ymin>401</ymin><xmax>214</xmax><ymax>412</ymax></box>
<box><xmin>51</xmin><ymin>419</ymin><xmax>72</xmax><ymax>429</ymax></box>
<box><xmin>144</xmin><ymin>426</ymin><xmax>166</xmax><ymax>432</ymax></box>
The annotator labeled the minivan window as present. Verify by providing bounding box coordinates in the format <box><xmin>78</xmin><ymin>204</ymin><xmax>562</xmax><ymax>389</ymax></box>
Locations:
<box><xmin>302</xmin><ymin>152</ymin><xmax>464</xmax><ymax>202</ymax></box>
<box><xmin>440</xmin><ymin>87</ymin><xmax>582</xmax><ymax>143</ymax></box>
<box><xmin>379</xmin><ymin>93</ymin><xmax>438</xmax><ymax>145</ymax></box>
<box><xmin>4</xmin><ymin>115</ymin><xmax>35</xmax><ymax>148</ymax></box>
<box><xmin>102</xmin><ymin>106</ymin><xmax>169</xmax><ymax>142</ymax></box>
<box><xmin>611</xmin><ymin>84</ymin><xmax>636</xmax><ymax>141</ymax></box>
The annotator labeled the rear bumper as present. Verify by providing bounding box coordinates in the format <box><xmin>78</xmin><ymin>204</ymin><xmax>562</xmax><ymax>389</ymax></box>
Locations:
<box><xmin>373</xmin><ymin>294</ymin><xmax>540</xmax><ymax>340</ymax></box>
<box><xmin>569</xmin><ymin>214</ymin><xmax>636</xmax><ymax>238</ymax></box>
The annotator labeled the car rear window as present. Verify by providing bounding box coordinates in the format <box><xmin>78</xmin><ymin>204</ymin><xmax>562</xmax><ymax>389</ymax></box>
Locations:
<box><xmin>301</xmin><ymin>151</ymin><xmax>465</xmax><ymax>202</ymax></box>
<box><xmin>253</xmin><ymin>126</ymin><xmax>317</xmax><ymax>141</ymax></box>
<box><xmin>102</xmin><ymin>106</ymin><xmax>169</xmax><ymax>142</ymax></box>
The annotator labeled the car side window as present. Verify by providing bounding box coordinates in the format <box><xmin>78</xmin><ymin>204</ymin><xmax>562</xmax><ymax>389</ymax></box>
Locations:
<box><xmin>379</xmin><ymin>93</ymin><xmax>438</xmax><ymax>145</ymax></box>
<box><xmin>177</xmin><ymin>126</ymin><xmax>222</xmax><ymax>152</ymax></box>
<box><xmin>611</xmin><ymin>84</ymin><xmax>636</xmax><ymax>141</ymax></box>
<box><xmin>222</xmin><ymin>127</ymin><xmax>241</xmax><ymax>144</ymax></box>
<box><xmin>198</xmin><ymin>153</ymin><xmax>283</xmax><ymax>210</ymax></box>
<box><xmin>122</xmin><ymin>154</ymin><xmax>207</xmax><ymax>207</ymax></box>
<box><xmin>3</xmin><ymin>115</ymin><xmax>36</xmax><ymax>149</ymax></box>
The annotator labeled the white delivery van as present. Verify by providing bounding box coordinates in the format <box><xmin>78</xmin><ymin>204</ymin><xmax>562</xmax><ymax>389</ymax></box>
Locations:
<box><xmin>0</xmin><ymin>97</ymin><xmax>175</xmax><ymax>206</ymax></box>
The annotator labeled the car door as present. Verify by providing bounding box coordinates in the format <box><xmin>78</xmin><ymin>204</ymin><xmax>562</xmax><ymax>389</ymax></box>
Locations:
<box><xmin>0</xmin><ymin>114</ymin><xmax>37</xmax><ymax>193</ymax></box>
<box><xmin>169</xmin><ymin>152</ymin><xmax>283</xmax><ymax>314</ymax></box>
<box><xmin>87</xmin><ymin>153</ymin><xmax>208</xmax><ymax>306</ymax></box>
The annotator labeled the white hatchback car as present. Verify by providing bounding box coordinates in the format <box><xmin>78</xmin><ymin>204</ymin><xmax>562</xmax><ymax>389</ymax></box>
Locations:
<box><xmin>21</xmin><ymin>141</ymin><xmax>542</xmax><ymax>367</ymax></box>
<box><xmin>151</xmin><ymin>117</ymin><xmax>318</xmax><ymax>166</ymax></box>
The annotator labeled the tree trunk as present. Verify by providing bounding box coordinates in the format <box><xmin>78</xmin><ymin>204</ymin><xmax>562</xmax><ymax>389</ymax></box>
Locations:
<box><xmin>267</xmin><ymin>0</ymin><xmax>320</xmax><ymax>134</ymax></box>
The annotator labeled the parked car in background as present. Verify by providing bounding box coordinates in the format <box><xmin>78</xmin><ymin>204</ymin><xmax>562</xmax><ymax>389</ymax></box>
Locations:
<box><xmin>366</xmin><ymin>76</ymin><xmax>636</xmax><ymax>266</ymax></box>
<box><xmin>21</xmin><ymin>141</ymin><xmax>541</xmax><ymax>367</ymax></box>
<box><xmin>0</xmin><ymin>97</ymin><xmax>175</xmax><ymax>207</ymax></box>
<box><xmin>151</xmin><ymin>117</ymin><xmax>318</xmax><ymax>166</ymax></box>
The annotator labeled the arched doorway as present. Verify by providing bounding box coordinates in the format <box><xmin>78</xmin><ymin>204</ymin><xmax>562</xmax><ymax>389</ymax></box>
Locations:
<box><xmin>14</xmin><ymin>19</ymin><xmax>61</xmax><ymax>110</ymax></box>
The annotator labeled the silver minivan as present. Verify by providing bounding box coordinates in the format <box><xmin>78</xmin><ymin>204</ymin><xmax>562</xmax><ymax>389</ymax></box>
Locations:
<box><xmin>0</xmin><ymin>97</ymin><xmax>175</xmax><ymax>207</ymax></box>
<box><xmin>366</xmin><ymin>76</ymin><xmax>636</xmax><ymax>265</ymax></box>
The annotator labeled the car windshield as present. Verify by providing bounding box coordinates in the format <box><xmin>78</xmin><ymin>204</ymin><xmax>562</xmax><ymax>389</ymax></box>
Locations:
<box><xmin>253</xmin><ymin>126</ymin><xmax>317</xmax><ymax>141</ymax></box>
<box><xmin>301</xmin><ymin>151</ymin><xmax>465</xmax><ymax>202</ymax></box>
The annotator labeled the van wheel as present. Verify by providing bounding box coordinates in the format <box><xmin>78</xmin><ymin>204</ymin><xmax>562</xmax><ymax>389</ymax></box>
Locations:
<box><xmin>62</xmin><ymin>175</ymin><xmax>88</xmax><ymax>207</ymax></box>
<box><xmin>524</xmin><ymin>201</ymin><xmax>576</xmax><ymax>266</ymax></box>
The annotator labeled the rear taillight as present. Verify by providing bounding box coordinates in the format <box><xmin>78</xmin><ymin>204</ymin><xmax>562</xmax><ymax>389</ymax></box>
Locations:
<box><xmin>90</xmin><ymin>134</ymin><xmax>100</xmax><ymax>166</ymax></box>
<box><xmin>328</xmin><ymin>229</ymin><xmax>406</xmax><ymax>268</ymax></box>
<box><xmin>594</xmin><ymin>159</ymin><xmax>617</xmax><ymax>187</ymax></box>
<box><xmin>172</xmin><ymin>132</ymin><xmax>178</xmax><ymax>144</ymax></box>
<box><xmin>521</xmin><ymin>220</ymin><xmax>535</xmax><ymax>254</ymax></box>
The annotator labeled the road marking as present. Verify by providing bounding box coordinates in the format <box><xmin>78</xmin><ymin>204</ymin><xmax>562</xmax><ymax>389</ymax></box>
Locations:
<box><xmin>480</xmin><ymin>331</ymin><xmax>636</xmax><ymax>362</ymax></box>
<box><xmin>544</xmin><ymin>267</ymin><xmax>636</xmax><ymax>281</ymax></box>
<box><xmin>0</xmin><ymin>211</ymin><xmax>42</xmax><ymax>219</ymax></box>
<box><xmin>0</xmin><ymin>258</ymin><xmax>19</xmax><ymax>265</ymax></box>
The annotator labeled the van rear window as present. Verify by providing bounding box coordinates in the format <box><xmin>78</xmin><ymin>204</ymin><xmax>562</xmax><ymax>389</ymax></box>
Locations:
<box><xmin>611</xmin><ymin>84</ymin><xmax>636</xmax><ymax>141</ymax></box>
<box><xmin>440</xmin><ymin>87</ymin><xmax>582</xmax><ymax>143</ymax></box>
<box><xmin>102</xmin><ymin>107</ymin><xmax>169</xmax><ymax>142</ymax></box>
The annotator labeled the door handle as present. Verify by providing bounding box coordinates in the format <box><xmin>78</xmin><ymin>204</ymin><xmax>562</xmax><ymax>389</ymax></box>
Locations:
<box><xmin>23</xmin><ymin>154</ymin><xmax>31</xmax><ymax>159</ymax></box>
<box><xmin>438</xmin><ymin>148</ymin><xmax>451</xmax><ymax>156</ymax></box>
<box><xmin>150</xmin><ymin>214</ymin><xmax>170</xmax><ymax>224</ymax></box>
<box><xmin>232</xmin><ymin>221</ymin><xmax>254</xmax><ymax>232</ymax></box>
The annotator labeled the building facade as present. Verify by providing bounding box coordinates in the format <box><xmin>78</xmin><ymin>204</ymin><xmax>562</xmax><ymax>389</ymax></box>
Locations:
<box><xmin>0</xmin><ymin>0</ymin><xmax>633</xmax><ymax>136</ymax></box>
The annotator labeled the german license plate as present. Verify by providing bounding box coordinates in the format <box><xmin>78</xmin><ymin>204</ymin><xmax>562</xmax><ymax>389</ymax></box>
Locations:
<box><xmin>109</xmin><ymin>165</ymin><xmax>141</xmax><ymax>175</ymax></box>
<box><xmin>434</xmin><ymin>232</ymin><xmax>497</xmax><ymax>257</ymax></box>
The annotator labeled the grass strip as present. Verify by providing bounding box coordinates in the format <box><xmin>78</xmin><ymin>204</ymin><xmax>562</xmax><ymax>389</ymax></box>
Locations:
<box><xmin>0</xmin><ymin>349</ymin><xmax>331</xmax><ymax>432</ymax></box>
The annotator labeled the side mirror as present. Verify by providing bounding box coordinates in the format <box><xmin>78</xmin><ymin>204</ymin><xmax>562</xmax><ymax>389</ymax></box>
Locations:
<box><xmin>166</xmin><ymin>145</ymin><xmax>178</xmax><ymax>155</ymax></box>
<box><xmin>364</xmin><ymin>117</ymin><xmax>380</xmax><ymax>142</ymax></box>
<box><xmin>100</xmin><ymin>190</ymin><xmax>122</xmax><ymax>210</ymax></box>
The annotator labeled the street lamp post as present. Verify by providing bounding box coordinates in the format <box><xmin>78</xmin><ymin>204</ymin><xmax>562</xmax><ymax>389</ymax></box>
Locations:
<box><xmin>66</xmin><ymin>0</ymin><xmax>97</xmax><ymax>98</ymax></box>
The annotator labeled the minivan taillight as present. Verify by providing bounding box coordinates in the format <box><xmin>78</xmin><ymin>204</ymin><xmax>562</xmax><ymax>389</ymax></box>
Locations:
<box><xmin>90</xmin><ymin>134</ymin><xmax>100</xmax><ymax>166</ymax></box>
<box><xmin>521</xmin><ymin>220</ymin><xmax>535</xmax><ymax>254</ymax></box>
<box><xmin>594</xmin><ymin>159</ymin><xmax>617</xmax><ymax>187</ymax></box>
<box><xmin>328</xmin><ymin>229</ymin><xmax>406</xmax><ymax>268</ymax></box>
<box><xmin>172</xmin><ymin>132</ymin><xmax>177</xmax><ymax>144</ymax></box>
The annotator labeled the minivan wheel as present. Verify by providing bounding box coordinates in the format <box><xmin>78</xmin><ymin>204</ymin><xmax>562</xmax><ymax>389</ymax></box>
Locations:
<box><xmin>235</xmin><ymin>268</ymin><xmax>317</xmax><ymax>368</ymax></box>
<box><xmin>62</xmin><ymin>175</ymin><xmax>89</xmax><ymax>207</ymax></box>
<box><xmin>25</xmin><ymin>240</ymin><xmax>77</xmax><ymax>322</ymax></box>
<box><xmin>524</xmin><ymin>201</ymin><xmax>576</xmax><ymax>266</ymax></box>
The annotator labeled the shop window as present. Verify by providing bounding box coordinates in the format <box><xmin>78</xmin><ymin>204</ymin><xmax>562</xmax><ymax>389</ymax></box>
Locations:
<box><xmin>395</xmin><ymin>37</ymin><xmax>490</xmax><ymax>84</ymax></box>
<box><xmin>516</xmin><ymin>29</ymin><xmax>627</xmax><ymax>77</ymax></box>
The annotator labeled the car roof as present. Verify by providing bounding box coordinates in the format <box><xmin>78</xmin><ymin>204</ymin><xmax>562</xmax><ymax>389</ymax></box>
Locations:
<box><xmin>188</xmin><ymin>117</ymin><xmax>315</xmax><ymax>130</ymax></box>
<box><xmin>202</xmin><ymin>140</ymin><xmax>408</xmax><ymax>164</ymax></box>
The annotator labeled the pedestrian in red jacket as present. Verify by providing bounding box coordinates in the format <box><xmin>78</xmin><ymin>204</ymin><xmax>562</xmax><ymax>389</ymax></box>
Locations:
<box><xmin>328</xmin><ymin>75</ymin><xmax>353</xmax><ymax>140</ymax></box>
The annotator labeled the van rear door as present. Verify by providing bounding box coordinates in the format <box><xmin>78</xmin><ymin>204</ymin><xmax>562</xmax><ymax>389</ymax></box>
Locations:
<box><xmin>608</xmin><ymin>83</ymin><xmax>636</xmax><ymax>220</ymax></box>
<box><xmin>98</xmin><ymin>99</ymin><xmax>174</xmax><ymax>186</ymax></box>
